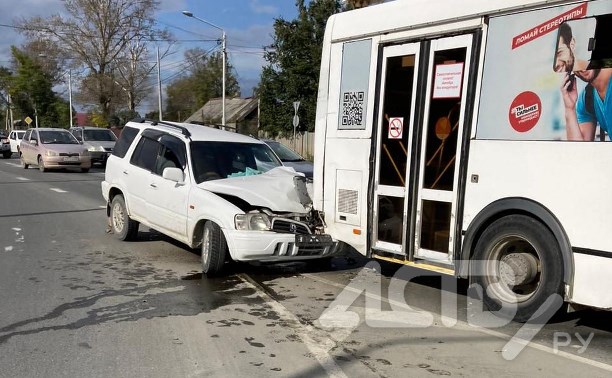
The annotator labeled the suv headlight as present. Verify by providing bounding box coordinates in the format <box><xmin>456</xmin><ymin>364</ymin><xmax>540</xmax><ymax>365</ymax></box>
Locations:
<box><xmin>46</xmin><ymin>150</ymin><xmax>58</xmax><ymax>156</ymax></box>
<box><xmin>235</xmin><ymin>213</ymin><xmax>271</xmax><ymax>231</ymax></box>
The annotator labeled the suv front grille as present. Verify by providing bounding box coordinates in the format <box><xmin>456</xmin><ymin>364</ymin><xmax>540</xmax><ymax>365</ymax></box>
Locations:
<box><xmin>271</xmin><ymin>219</ymin><xmax>311</xmax><ymax>235</ymax></box>
<box><xmin>59</xmin><ymin>152</ymin><xmax>79</xmax><ymax>157</ymax></box>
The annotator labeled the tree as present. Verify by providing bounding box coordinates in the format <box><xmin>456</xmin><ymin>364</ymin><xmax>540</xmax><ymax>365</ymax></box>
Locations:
<box><xmin>0</xmin><ymin>67</ymin><xmax>13</xmax><ymax>126</ymax></box>
<box><xmin>164</xmin><ymin>49</ymin><xmax>240</xmax><ymax>122</ymax></box>
<box><xmin>256</xmin><ymin>0</ymin><xmax>343</xmax><ymax>136</ymax></box>
<box><xmin>21</xmin><ymin>0</ymin><xmax>171</xmax><ymax>123</ymax></box>
<box><xmin>345</xmin><ymin>0</ymin><xmax>384</xmax><ymax>9</ymax></box>
<box><xmin>8</xmin><ymin>47</ymin><xmax>60</xmax><ymax>127</ymax></box>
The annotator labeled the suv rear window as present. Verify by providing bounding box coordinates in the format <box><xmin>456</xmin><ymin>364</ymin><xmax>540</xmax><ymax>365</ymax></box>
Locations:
<box><xmin>112</xmin><ymin>126</ymin><xmax>139</xmax><ymax>158</ymax></box>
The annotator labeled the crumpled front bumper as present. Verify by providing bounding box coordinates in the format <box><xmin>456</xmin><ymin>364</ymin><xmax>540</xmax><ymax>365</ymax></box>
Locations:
<box><xmin>224</xmin><ymin>228</ymin><xmax>338</xmax><ymax>262</ymax></box>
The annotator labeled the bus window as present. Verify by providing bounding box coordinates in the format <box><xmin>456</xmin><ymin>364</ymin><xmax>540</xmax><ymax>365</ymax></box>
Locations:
<box><xmin>423</xmin><ymin>47</ymin><xmax>466</xmax><ymax>191</ymax></box>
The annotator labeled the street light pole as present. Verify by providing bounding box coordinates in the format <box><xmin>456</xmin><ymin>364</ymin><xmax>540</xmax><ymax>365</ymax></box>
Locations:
<box><xmin>68</xmin><ymin>70</ymin><xmax>73</xmax><ymax>128</ymax></box>
<box><xmin>182</xmin><ymin>10</ymin><xmax>226</xmax><ymax>126</ymax></box>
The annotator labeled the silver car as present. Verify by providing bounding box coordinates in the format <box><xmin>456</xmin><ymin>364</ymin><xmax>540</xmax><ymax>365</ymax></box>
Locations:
<box><xmin>70</xmin><ymin>127</ymin><xmax>116</xmax><ymax>166</ymax></box>
<box><xmin>20</xmin><ymin>128</ymin><xmax>91</xmax><ymax>172</ymax></box>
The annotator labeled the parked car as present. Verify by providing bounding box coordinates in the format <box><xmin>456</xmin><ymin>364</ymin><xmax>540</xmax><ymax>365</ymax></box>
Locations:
<box><xmin>19</xmin><ymin>128</ymin><xmax>91</xmax><ymax>172</ymax></box>
<box><xmin>9</xmin><ymin>130</ymin><xmax>26</xmax><ymax>155</ymax></box>
<box><xmin>262</xmin><ymin>139</ymin><xmax>313</xmax><ymax>179</ymax></box>
<box><xmin>70</xmin><ymin>126</ymin><xmax>116</xmax><ymax>166</ymax></box>
<box><xmin>102</xmin><ymin>120</ymin><xmax>337</xmax><ymax>275</ymax></box>
<box><xmin>0</xmin><ymin>130</ymin><xmax>10</xmax><ymax>159</ymax></box>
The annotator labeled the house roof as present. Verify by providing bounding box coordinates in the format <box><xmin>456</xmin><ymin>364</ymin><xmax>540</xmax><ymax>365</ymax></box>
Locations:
<box><xmin>185</xmin><ymin>97</ymin><xmax>259</xmax><ymax>124</ymax></box>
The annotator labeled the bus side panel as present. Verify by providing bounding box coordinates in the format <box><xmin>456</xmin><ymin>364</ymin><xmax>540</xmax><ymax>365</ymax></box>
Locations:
<box><xmin>321</xmin><ymin>137</ymin><xmax>371</xmax><ymax>256</ymax></box>
<box><xmin>313</xmin><ymin>15</ymin><xmax>336</xmax><ymax>211</ymax></box>
<box><xmin>572</xmin><ymin>253</ymin><xmax>612</xmax><ymax>309</ymax></box>
<box><xmin>315</xmin><ymin>33</ymin><xmax>380</xmax><ymax>256</ymax></box>
<box><xmin>464</xmin><ymin>140</ymin><xmax>612</xmax><ymax>308</ymax></box>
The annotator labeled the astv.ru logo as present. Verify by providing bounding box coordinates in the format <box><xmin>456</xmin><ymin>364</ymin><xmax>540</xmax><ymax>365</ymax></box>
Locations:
<box><xmin>317</xmin><ymin>261</ymin><xmax>576</xmax><ymax>360</ymax></box>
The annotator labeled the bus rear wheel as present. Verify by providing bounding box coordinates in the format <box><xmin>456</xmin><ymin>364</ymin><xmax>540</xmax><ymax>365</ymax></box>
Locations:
<box><xmin>470</xmin><ymin>215</ymin><xmax>564</xmax><ymax>323</ymax></box>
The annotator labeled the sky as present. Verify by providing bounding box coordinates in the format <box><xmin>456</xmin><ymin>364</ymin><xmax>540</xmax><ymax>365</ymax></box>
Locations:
<box><xmin>0</xmin><ymin>0</ymin><xmax>301</xmax><ymax>115</ymax></box>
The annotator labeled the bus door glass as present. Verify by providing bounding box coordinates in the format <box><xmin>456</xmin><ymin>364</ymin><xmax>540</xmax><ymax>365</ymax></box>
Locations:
<box><xmin>414</xmin><ymin>34</ymin><xmax>473</xmax><ymax>263</ymax></box>
<box><xmin>372</xmin><ymin>43</ymin><xmax>420</xmax><ymax>254</ymax></box>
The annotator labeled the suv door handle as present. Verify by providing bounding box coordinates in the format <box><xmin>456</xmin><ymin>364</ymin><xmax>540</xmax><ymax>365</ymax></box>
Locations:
<box><xmin>123</xmin><ymin>170</ymin><xmax>128</xmax><ymax>175</ymax></box>
<box><xmin>150</xmin><ymin>183</ymin><xmax>157</xmax><ymax>188</ymax></box>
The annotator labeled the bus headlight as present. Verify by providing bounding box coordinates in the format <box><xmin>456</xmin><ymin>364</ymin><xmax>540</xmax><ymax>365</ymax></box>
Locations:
<box><xmin>235</xmin><ymin>213</ymin><xmax>271</xmax><ymax>231</ymax></box>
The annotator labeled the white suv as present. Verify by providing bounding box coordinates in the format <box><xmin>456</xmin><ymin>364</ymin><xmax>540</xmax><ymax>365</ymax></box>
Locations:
<box><xmin>101</xmin><ymin>120</ymin><xmax>336</xmax><ymax>275</ymax></box>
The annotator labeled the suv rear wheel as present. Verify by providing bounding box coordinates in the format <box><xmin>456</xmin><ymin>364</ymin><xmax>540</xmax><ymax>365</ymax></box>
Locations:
<box><xmin>201</xmin><ymin>221</ymin><xmax>227</xmax><ymax>276</ymax></box>
<box><xmin>110</xmin><ymin>194</ymin><xmax>139</xmax><ymax>241</ymax></box>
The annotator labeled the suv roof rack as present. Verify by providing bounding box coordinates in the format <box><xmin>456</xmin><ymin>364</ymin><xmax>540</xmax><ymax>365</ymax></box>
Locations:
<box><xmin>131</xmin><ymin>118</ymin><xmax>192</xmax><ymax>138</ymax></box>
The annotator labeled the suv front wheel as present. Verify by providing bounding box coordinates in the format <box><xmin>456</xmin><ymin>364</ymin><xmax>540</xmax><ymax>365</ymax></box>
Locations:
<box><xmin>201</xmin><ymin>221</ymin><xmax>227</xmax><ymax>276</ymax></box>
<box><xmin>110</xmin><ymin>194</ymin><xmax>139</xmax><ymax>241</ymax></box>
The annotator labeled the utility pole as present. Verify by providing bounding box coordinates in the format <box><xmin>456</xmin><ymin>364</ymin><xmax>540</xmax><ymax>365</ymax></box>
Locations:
<box><xmin>221</xmin><ymin>30</ymin><xmax>226</xmax><ymax>126</ymax></box>
<box><xmin>8</xmin><ymin>94</ymin><xmax>14</xmax><ymax>132</ymax></box>
<box><xmin>182</xmin><ymin>11</ymin><xmax>226</xmax><ymax>125</ymax></box>
<box><xmin>68</xmin><ymin>70</ymin><xmax>73</xmax><ymax>128</ymax></box>
<box><xmin>157</xmin><ymin>46</ymin><xmax>163</xmax><ymax>121</ymax></box>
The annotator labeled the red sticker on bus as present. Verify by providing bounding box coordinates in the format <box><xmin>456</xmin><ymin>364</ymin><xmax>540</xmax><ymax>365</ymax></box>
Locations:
<box><xmin>509</xmin><ymin>91</ymin><xmax>541</xmax><ymax>133</ymax></box>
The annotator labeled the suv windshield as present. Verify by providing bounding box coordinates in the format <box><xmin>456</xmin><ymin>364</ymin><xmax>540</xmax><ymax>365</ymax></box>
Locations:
<box><xmin>39</xmin><ymin>130</ymin><xmax>79</xmax><ymax>144</ymax></box>
<box><xmin>83</xmin><ymin>129</ymin><xmax>117</xmax><ymax>142</ymax></box>
<box><xmin>191</xmin><ymin>141</ymin><xmax>282</xmax><ymax>183</ymax></box>
<box><xmin>265</xmin><ymin>140</ymin><xmax>304</xmax><ymax>162</ymax></box>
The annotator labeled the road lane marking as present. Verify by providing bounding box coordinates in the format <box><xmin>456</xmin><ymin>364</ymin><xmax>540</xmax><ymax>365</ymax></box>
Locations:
<box><xmin>302</xmin><ymin>272</ymin><xmax>612</xmax><ymax>373</ymax></box>
<box><xmin>5</xmin><ymin>162</ymin><xmax>22</xmax><ymax>168</ymax></box>
<box><xmin>238</xmin><ymin>273</ymin><xmax>348</xmax><ymax>378</ymax></box>
<box><xmin>50</xmin><ymin>188</ymin><xmax>68</xmax><ymax>193</ymax></box>
<box><xmin>15</xmin><ymin>177</ymin><xmax>30</xmax><ymax>181</ymax></box>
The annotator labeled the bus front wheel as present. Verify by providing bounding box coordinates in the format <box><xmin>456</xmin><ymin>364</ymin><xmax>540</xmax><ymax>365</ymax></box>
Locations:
<box><xmin>470</xmin><ymin>214</ymin><xmax>564</xmax><ymax>323</ymax></box>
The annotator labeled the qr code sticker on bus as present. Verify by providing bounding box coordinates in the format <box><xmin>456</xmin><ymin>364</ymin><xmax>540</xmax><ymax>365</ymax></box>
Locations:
<box><xmin>341</xmin><ymin>91</ymin><xmax>365</xmax><ymax>127</ymax></box>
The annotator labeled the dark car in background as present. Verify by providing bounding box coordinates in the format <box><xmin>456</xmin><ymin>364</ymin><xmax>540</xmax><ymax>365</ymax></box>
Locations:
<box><xmin>0</xmin><ymin>130</ymin><xmax>10</xmax><ymax>158</ymax></box>
<box><xmin>262</xmin><ymin>139</ymin><xmax>313</xmax><ymax>179</ymax></box>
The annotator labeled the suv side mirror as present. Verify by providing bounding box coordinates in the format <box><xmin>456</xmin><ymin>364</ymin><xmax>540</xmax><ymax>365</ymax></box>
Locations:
<box><xmin>162</xmin><ymin>167</ymin><xmax>185</xmax><ymax>184</ymax></box>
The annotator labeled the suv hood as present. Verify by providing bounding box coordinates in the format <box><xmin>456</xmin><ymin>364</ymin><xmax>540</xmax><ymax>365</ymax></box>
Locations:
<box><xmin>197</xmin><ymin>167</ymin><xmax>312</xmax><ymax>213</ymax></box>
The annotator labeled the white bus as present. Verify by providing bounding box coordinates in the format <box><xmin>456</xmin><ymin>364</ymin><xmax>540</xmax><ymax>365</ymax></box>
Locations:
<box><xmin>313</xmin><ymin>0</ymin><xmax>612</xmax><ymax>321</ymax></box>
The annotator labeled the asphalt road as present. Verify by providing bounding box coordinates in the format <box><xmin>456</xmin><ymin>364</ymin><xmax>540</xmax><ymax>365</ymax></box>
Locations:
<box><xmin>0</xmin><ymin>156</ymin><xmax>610</xmax><ymax>378</ymax></box>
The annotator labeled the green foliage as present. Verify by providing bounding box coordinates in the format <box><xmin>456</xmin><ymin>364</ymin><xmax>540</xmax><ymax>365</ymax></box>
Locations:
<box><xmin>145</xmin><ymin>110</ymin><xmax>160</xmax><ymax>120</ymax></box>
<box><xmin>257</xmin><ymin>0</ymin><xmax>342</xmax><ymax>136</ymax></box>
<box><xmin>114</xmin><ymin>109</ymin><xmax>141</xmax><ymax>126</ymax></box>
<box><xmin>2</xmin><ymin>47</ymin><xmax>71</xmax><ymax>127</ymax></box>
<box><xmin>164</xmin><ymin>50</ymin><xmax>240</xmax><ymax>122</ymax></box>
<box><xmin>90</xmin><ymin>112</ymin><xmax>109</xmax><ymax>128</ymax></box>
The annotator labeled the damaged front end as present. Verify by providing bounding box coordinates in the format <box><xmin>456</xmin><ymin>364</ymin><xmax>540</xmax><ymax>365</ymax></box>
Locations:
<box><xmin>199</xmin><ymin>171</ymin><xmax>336</xmax><ymax>259</ymax></box>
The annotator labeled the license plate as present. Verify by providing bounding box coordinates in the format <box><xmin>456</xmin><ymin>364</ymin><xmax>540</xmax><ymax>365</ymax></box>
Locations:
<box><xmin>295</xmin><ymin>234</ymin><xmax>334</xmax><ymax>247</ymax></box>
<box><xmin>63</xmin><ymin>156</ymin><xmax>80</xmax><ymax>162</ymax></box>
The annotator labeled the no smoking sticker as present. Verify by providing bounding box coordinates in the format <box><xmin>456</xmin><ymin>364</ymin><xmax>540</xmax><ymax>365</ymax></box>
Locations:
<box><xmin>388</xmin><ymin>117</ymin><xmax>403</xmax><ymax>139</ymax></box>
